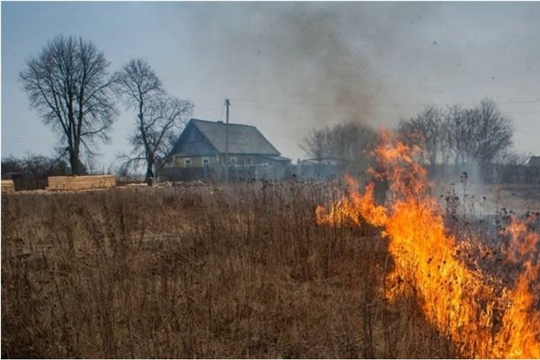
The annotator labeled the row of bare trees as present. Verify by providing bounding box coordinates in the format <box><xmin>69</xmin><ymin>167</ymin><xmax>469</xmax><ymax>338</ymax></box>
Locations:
<box><xmin>301</xmin><ymin>100</ymin><xmax>523</xmax><ymax>182</ymax></box>
<box><xmin>18</xmin><ymin>35</ymin><xmax>193</xmax><ymax>183</ymax></box>
<box><xmin>397</xmin><ymin>100</ymin><xmax>516</xmax><ymax>167</ymax></box>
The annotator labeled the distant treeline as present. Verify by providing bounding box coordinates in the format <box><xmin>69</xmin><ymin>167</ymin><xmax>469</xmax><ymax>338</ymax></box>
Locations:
<box><xmin>1</xmin><ymin>155</ymin><xmax>71</xmax><ymax>190</ymax></box>
<box><xmin>300</xmin><ymin>99</ymin><xmax>537</xmax><ymax>184</ymax></box>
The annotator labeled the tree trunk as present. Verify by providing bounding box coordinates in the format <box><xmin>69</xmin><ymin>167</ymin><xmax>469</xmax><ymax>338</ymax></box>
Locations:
<box><xmin>145</xmin><ymin>161</ymin><xmax>154</xmax><ymax>186</ymax></box>
<box><xmin>69</xmin><ymin>150</ymin><xmax>80</xmax><ymax>175</ymax></box>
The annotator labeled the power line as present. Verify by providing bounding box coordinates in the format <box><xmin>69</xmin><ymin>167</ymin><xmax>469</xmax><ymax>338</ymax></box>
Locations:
<box><xmin>196</xmin><ymin>100</ymin><xmax>221</xmax><ymax>109</ymax></box>
<box><xmin>193</xmin><ymin>104</ymin><xmax>222</xmax><ymax>117</ymax></box>
<box><xmin>232</xmin><ymin>102</ymin><xmax>540</xmax><ymax>115</ymax></box>
<box><xmin>195</xmin><ymin>101</ymin><xmax>224</xmax><ymax>112</ymax></box>
<box><xmin>231</xmin><ymin>97</ymin><xmax>540</xmax><ymax>109</ymax></box>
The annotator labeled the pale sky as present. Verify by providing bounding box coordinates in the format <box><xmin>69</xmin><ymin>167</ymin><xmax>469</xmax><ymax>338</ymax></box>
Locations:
<box><xmin>2</xmin><ymin>2</ymin><xmax>540</xmax><ymax>169</ymax></box>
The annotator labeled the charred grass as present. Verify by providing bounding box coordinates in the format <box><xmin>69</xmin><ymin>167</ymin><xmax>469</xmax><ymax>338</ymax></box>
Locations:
<box><xmin>2</xmin><ymin>182</ymin><xmax>455</xmax><ymax>358</ymax></box>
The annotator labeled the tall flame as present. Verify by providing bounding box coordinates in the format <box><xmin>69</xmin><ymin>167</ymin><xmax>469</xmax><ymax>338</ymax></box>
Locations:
<box><xmin>494</xmin><ymin>217</ymin><xmax>540</xmax><ymax>358</ymax></box>
<box><xmin>316</xmin><ymin>130</ymin><xmax>540</xmax><ymax>358</ymax></box>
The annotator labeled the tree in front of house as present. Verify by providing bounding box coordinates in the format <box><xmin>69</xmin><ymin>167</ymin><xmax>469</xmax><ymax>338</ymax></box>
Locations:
<box><xmin>113</xmin><ymin>59</ymin><xmax>193</xmax><ymax>184</ymax></box>
<box><xmin>19</xmin><ymin>35</ymin><xmax>117</xmax><ymax>175</ymax></box>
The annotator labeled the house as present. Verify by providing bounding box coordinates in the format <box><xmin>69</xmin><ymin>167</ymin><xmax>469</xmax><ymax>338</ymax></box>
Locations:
<box><xmin>159</xmin><ymin>118</ymin><xmax>291</xmax><ymax>181</ymax></box>
<box><xmin>528</xmin><ymin>155</ymin><xmax>540</xmax><ymax>167</ymax></box>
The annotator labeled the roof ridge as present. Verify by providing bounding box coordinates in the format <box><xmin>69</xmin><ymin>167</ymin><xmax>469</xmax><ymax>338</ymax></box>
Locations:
<box><xmin>190</xmin><ymin>118</ymin><xmax>257</xmax><ymax>128</ymax></box>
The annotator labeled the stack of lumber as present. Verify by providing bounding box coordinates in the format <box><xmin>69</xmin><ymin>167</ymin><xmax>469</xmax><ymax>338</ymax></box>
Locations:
<box><xmin>125</xmin><ymin>183</ymin><xmax>148</xmax><ymax>188</ymax></box>
<box><xmin>1</xmin><ymin>180</ymin><xmax>15</xmax><ymax>194</ymax></box>
<box><xmin>46</xmin><ymin>175</ymin><xmax>116</xmax><ymax>191</ymax></box>
<box><xmin>47</xmin><ymin>176</ymin><xmax>69</xmax><ymax>190</ymax></box>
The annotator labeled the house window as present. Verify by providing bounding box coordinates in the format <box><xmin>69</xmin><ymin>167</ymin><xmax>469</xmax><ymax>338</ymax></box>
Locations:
<box><xmin>228</xmin><ymin>157</ymin><xmax>237</xmax><ymax>166</ymax></box>
<box><xmin>202</xmin><ymin>158</ymin><xmax>210</xmax><ymax>168</ymax></box>
<box><xmin>184</xmin><ymin>158</ymin><xmax>192</xmax><ymax>168</ymax></box>
<box><xmin>245</xmin><ymin>157</ymin><xmax>253</xmax><ymax>166</ymax></box>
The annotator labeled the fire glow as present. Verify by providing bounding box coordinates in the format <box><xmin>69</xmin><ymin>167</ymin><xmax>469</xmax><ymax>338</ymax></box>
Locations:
<box><xmin>316</xmin><ymin>130</ymin><xmax>539</xmax><ymax>358</ymax></box>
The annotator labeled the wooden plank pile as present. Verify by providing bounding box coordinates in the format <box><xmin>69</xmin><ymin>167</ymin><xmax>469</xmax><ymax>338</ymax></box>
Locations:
<box><xmin>46</xmin><ymin>175</ymin><xmax>116</xmax><ymax>191</ymax></box>
<box><xmin>1</xmin><ymin>180</ymin><xmax>15</xmax><ymax>194</ymax></box>
<box><xmin>125</xmin><ymin>183</ymin><xmax>148</xmax><ymax>188</ymax></box>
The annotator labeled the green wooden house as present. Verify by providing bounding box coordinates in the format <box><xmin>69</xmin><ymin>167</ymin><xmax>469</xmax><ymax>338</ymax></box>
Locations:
<box><xmin>160</xmin><ymin>119</ymin><xmax>290</xmax><ymax>181</ymax></box>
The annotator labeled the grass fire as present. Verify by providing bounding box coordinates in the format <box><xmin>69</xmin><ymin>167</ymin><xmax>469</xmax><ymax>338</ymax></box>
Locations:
<box><xmin>316</xmin><ymin>130</ymin><xmax>540</xmax><ymax>358</ymax></box>
<box><xmin>2</xmin><ymin>130</ymin><xmax>538</xmax><ymax>358</ymax></box>
<box><xmin>3</xmin><ymin>4</ymin><xmax>540</xmax><ymax>358</ymax></box>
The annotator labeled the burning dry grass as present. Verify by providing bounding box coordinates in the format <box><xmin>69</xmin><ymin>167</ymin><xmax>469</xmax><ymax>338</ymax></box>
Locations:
<box><xmin>316</xmin><ymin>131</ymin><xmax>540</xmax><ymax>358</ymax></box>
<box><xmin>2</xmin><ymin>182</ymin><xmax>459</xmax><ymax>358</ymax></box>
<box><xmin>3</xmin><ymin>147</ymin><xmax>539</xmax><ymax>358</ymax></box>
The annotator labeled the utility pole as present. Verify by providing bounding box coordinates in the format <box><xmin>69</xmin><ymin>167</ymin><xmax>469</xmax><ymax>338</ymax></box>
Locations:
<box><xmin>224</xmin><ymin>98</ymin><xmax>230</xmax><ymax>183</ymax></box>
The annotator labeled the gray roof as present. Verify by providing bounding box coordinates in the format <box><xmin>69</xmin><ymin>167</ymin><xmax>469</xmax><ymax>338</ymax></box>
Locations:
<box><xmin>528</xmin><ymin>156</ymin><xmax>540</xmax><ymax>167</ymax></box>
<box><xmin>186</xmin><ymin>119</ymin><xmax>281</xmax><ymax>156</ymax></box>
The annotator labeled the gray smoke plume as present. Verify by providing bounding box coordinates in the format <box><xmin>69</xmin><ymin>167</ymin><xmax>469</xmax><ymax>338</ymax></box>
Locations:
<box><xmin>171</xmin><ymin>2</ymin><xmax>417</xmax><ymax>129</ymax></box>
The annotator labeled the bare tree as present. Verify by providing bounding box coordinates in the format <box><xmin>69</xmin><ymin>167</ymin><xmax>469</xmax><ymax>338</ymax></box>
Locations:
<box><xmin>498</xmin><ymin>150</ymin><xmax>531</xmax><ymax>165</ymax></box>
<box><xmin>444</xmin><ymin>105</ymin><xmax>466</xmax><ymax>165</ymax></box>
<box><xmin>19</xmin><ymin>35</ymin><xmax>116</xmax><ymax>175</ymax></box>
<box><xmin>300</xmin><ymin>121</ymin><xmax>377</xmax><ymax>171</ymax></box>
<box><xmin>300</xmin><ymin>127</ymin><xmax>331</xmax><ymax>163</ymax></box>
<box><xmin>328</xmin><ymin>121</ymin><xmax>378</xmax><ymax>170</ymax></box>
<box><xmin>122</xmin><ymin>95</ymin><xmax>193</xmax><ymax>181</ymax></box>
<box><xmin>113</xmin><ymin>59</ymin><xmax>193</xmax><ymax>183</ymax></box>
<box><xmin>398</xmin><ymin>105</ymin><xmax>442</xmax><ymax>167</ymax></box>
<box><xmin>113</xmin><ymin>59</ymin><xmax>163</xmax><ymax>111</ymax></box>
<box><xmin>469</xmin><ymin>99</ymin><xmax>514</xmax><ymax>165</ymax></box>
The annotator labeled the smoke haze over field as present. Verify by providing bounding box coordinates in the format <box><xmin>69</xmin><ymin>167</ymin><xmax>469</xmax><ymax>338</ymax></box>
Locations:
<box><xmin>2</xmin><ymin>2</ymin><xmax>540</xmax><ymax>168</ymax></box>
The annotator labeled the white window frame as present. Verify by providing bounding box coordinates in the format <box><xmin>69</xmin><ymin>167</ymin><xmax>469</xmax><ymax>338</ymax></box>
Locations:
<box><xmin>202</xmin><ymin>157</ymin><xmax>210</xmax><ymax>168</ymax></box>
<box><xmin>184</xmin><ymin>158</ymin><xmax>192</xmax><ymax>168</ymax></box>
<box><xmin>228</xmin><ymin>156</ymin><xmax>237</xmax><ymax>166</ymax></box>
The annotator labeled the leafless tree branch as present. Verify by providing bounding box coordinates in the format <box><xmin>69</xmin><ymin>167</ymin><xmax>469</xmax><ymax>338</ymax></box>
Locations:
<box><xmin>112</xmin><ymin>59</ymin><xmax>193</xmax><ymax>183</ymax></box>
<box><xmin>19</xmin><ymin>35</ymin><xmax>116</xmax><ymax>174</ymax></box>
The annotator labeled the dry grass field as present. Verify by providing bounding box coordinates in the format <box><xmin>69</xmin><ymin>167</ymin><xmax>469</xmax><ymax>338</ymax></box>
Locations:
<box><xmin>2</xmin><ymin>181</ymin><xmax>462</xmax><ymax>358</ymax></box>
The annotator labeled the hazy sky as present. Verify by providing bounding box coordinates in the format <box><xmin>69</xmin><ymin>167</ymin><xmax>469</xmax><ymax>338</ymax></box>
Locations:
<box><xmin>2</xmin><ymin>2</ymin><xmax>540</xmax><ymax>169</ymax></box>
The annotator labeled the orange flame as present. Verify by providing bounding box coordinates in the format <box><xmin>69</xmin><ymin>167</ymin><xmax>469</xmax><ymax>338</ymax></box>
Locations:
<box><xmin>316</xmin><ymin>129</ymin><xmax>540</xmax><ymax>358</ymax></box>
<box><xmin>494</xmin><ymin>216</ymin><xmax>540</xmax><ymax>358</ymax></box>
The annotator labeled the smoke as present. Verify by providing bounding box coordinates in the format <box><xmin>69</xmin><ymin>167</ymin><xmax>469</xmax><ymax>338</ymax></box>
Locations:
<box><xmin>163</xmin><ymin>2</ymin><xmax>430</xmax><ymax>152</ymax></box>
<box><xmin>210</xmin><ymin>3</ymin><xmax>392</xmax><ymax>125</ymax></box>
